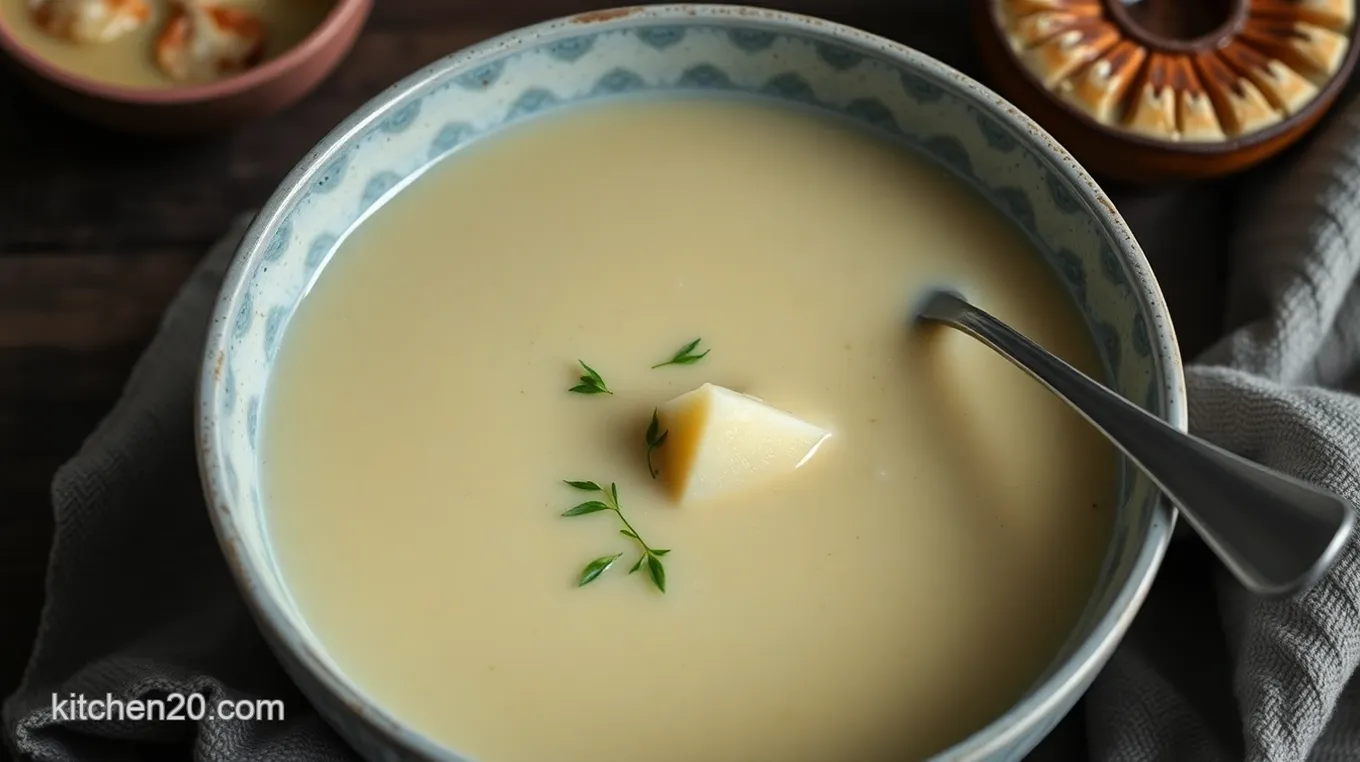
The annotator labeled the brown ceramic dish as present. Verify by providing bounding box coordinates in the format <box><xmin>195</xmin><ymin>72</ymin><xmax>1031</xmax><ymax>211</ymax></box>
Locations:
<box><xmin>974</xmin><ymin>0</ymin><xmax>1359</xmax><ymax>183</ymax></box>
<box><xmin>0</xmin><ymin>0</ymin><xmax>371</xmax><ymax>135</ymax></box>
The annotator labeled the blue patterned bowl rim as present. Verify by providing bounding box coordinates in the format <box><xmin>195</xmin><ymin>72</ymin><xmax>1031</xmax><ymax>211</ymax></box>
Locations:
<box><xmin>197</xmin><ymin>5</ymin><xmax>1187</xmax><ymax>761</ymax></box>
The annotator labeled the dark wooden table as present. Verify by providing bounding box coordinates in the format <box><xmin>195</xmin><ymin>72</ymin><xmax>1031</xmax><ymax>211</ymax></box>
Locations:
<box><xmin>0</xmin><ymin>0</ymin><xmax>1231</xmax><ymax>756</ymax></box>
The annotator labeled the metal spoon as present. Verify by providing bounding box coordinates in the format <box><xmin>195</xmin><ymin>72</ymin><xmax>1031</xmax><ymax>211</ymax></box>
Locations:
<box><xmin>915</xmin><ymin>288</ymin><xmax>1356</xmax><ymax>597</ymax></box>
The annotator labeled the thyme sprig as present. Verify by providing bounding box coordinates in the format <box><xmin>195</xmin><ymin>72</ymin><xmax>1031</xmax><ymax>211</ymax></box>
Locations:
<box><xmin>562</xmin><ymin>480</ymin><xmax>669</xmax><ymax>593</ymax></box>
<box><xmin>568</xmin><ymin>360</ymin><xmax>612</xmax><ymax>395</ymax></box>
<box><xmin>650</xmin><ymin>338</ymin><xmax>709</xmax><ymax>369</ymax></box>
<box><xmin>644</xmin><ymin>409</ymin><xmax>669</xmax><ymax>480</ymax></box>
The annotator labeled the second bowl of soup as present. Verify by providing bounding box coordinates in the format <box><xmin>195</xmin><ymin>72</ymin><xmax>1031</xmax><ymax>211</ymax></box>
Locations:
<box><xmin>0</xmin><ymin>0</ymin><xmax>370</xmax><ymax>133</ymax></box>
<box><xmin>198</xmin><ymin>5</ymin><xmax>1185</xmax><ymax>761</ymax></box>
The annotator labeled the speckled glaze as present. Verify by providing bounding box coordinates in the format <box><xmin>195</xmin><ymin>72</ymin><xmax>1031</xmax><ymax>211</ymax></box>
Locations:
<box><xmin>197</xmin><ymin>6</ymin><xmax>1186</xmax><ymax>761</ymax></box>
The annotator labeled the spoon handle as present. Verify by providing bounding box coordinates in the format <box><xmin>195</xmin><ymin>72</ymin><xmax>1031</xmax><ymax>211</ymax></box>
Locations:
<box><xmin>918</xmin><ymin>291</ymin><xmax>1356</xmax><ymax>597</ymax></box>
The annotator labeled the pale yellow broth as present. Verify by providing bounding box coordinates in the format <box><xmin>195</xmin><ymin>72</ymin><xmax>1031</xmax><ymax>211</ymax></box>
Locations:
<box><xmin>264</xmin><ymin>98</ymin><xmax>1117</xmax><ymax>762</ymax></box>
<box><xmin>0</xmin><ymin>0</ymin><xmax>333</xmax><ymax>88</ymax></box>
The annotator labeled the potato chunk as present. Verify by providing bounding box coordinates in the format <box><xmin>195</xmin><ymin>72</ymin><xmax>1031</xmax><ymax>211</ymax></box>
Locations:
<box><xmin>655</xmin><ymin>383</ymin><xmax>831</xmax><ymax>504</ymax></box>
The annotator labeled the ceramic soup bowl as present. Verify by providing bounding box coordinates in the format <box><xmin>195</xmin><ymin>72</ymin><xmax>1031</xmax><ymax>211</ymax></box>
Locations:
<box><xmin>0</xmin><ymin>0</ymin><xmax>371</xmax><ymax>135</ymax></box>
<box><xmin>197</xmin><ymin>5</ymin><xmax>1185</xmax><ymax>761</ymax></box>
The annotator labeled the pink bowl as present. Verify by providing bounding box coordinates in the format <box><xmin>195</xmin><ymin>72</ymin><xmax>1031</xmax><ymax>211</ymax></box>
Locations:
<box><xmin>0</xmin><ymin>0</ymin><xmax>372</xmax><ymax>135</ymax></box>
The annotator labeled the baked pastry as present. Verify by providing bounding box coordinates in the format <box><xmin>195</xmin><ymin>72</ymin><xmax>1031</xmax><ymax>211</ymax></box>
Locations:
<box><xmin>978</xmin><ymin>0</ymin><xmax>1358</xmax><ymax>179</ymax></box>
<box><xmin>995</xmin><ymin>0</ymin><xmax>1353</xmax><ymax>142</ymax></box>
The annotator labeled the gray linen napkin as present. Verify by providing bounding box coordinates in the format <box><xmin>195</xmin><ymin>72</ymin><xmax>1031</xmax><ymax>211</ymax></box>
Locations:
<box><xmin>1082</xmin><ymin>93</ymin><xmax>1360</xmax><ymax>761</ymax></box>
<box><xmin>8</xmin><ymin>75</ymin><xmax>1360</xmax><ymax>762</ymax></box>
<box><xmin>1</xmin><ymin>215</ymin><xmax>359</xmax><ymax>762</ymax></box>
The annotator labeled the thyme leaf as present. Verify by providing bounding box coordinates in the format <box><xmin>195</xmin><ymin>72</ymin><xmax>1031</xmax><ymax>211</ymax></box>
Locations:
<box><xmin>568</xmin><ymin>361</ymin><xmax>612</xmax><ymax>395</ymax></box>
<box><xmin>651</xmin><ymin>338</ymin><xmax>709</xmax><ymax>369</ymax></box>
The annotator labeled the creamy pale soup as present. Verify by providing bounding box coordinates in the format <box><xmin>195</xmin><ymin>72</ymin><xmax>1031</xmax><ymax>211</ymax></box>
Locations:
<box><xmin>264</xmin><ymin>98</ymin><xmax>1116</xmax><ymax>762</ymax></box>
<box><xmin>0</xmin><ymin>0</ymin><xmax>333</xmax><ymax>88</ymax></box>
